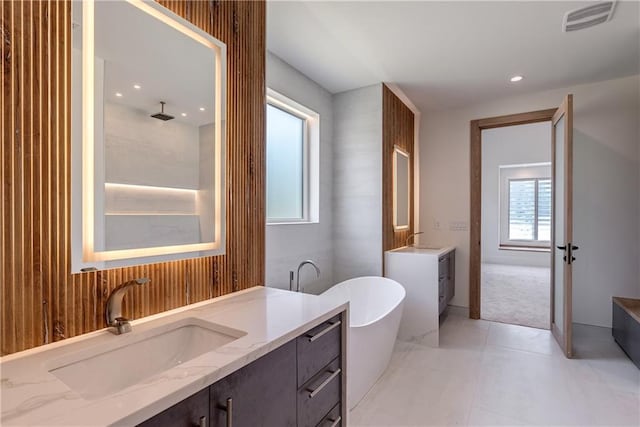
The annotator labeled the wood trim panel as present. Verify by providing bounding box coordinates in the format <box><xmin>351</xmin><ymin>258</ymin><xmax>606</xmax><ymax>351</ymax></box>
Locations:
<box><xmin>476</xmin><ymin>108</ymin><xmax>558</xmax><ymax>130</ymax></box>
<box><xmin>469</xmin><ymin>109</ymin><xmax>555</xmax><ymax>320</ymax></box>
<box><xmin>1</xmin><ymin>0</ymin><xmax>266</xmax><ymax>355</ymax></box>
<box><xmin>469</xmin><ymin>120</ymin><xmax>481</xmax><ymax>319</ymax></box>
<box><xmin>382</xmin><ymin>84</ymin><xmax>415</xmax><ymax>260</ymax></box>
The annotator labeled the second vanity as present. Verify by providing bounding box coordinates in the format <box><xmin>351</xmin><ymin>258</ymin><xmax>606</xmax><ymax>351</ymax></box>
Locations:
<box><xmin>0</xmin><ymin>288</ymin><xmax>348</xmax><ymax>426</ymax></box>
<box><xmin>385</xmin><ymin>246</ymin><xmax>456</xmax><ymax>346</ymax></box>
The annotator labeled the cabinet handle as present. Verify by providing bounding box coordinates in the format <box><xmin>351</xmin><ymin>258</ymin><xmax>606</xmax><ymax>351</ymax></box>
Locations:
<box><xmin>327</xmin><ymin>416</ymin><xmax>342</xmax><ymax>427</ymax></box>
<box><xmin>306</xmin><ymin>320</ymin><xmax>341</xmax><ymax>342</ymax></box>
<box><xmin>218</xmin><ymin>398</ymin><xmax>233</xmax><ymax>427</ymax></box>
<box><xmin>197</xmin><ymin>415</ymin><xmax>207</xmax><ymax>427</ymax></box>
<box><xmin>307</xmin><ymin>368</ymin><xmax>341</xmax><ymax>398</ymax></box>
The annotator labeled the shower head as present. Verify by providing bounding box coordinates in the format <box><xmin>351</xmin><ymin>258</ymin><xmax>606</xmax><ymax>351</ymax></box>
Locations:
<box><xmin>151</xmin><ymin>101</ymin><xmax>174</xmax><ymax>121</ymax></box>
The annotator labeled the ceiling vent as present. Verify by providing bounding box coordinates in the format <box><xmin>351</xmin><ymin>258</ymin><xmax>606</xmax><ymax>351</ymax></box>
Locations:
<box><xmin>562</xmin><ymin>1</ymin><xmax>616</xmax><ymax>32</ymax></box>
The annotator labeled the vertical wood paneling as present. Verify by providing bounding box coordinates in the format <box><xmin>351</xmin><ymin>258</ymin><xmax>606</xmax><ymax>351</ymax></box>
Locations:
<box><xmin>382</xmin><ymin>84</ymin><xmax>415</xmax><ymax>257</ymax></box>
<box><xmin>1</xmin><ymin>0</ymin><xmax>266</xmax><ymax>356</ymax></box>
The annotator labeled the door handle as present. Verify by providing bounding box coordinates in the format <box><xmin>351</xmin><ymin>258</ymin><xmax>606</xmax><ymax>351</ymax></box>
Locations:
<box><xmin>568</xmin><ymin>243</ymin><xmax>579</xmax><ymax>264</ymax></box>
<box><xmin>557</xmin><ymin>245</ymin><xmax>567</xmax><ymax>251</ymax></box>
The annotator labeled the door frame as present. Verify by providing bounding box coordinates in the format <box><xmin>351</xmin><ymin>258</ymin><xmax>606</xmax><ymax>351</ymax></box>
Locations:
<box><xmin>469</xmin><ymin>108</ymin><xmax>557</xmax><ymax>320</ymax></box>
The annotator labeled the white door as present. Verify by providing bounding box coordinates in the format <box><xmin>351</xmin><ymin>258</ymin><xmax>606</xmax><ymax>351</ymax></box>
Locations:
<box><xmin>551</xmin><ymin>94</ymin><xmax>576</xmax><ymax>358</ymax></box>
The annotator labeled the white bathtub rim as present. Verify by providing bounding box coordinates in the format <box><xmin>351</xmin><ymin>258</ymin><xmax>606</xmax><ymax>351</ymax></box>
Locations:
<box><xmin>321</xmin><ymin>276</ymin><xmax>406</xmax><ymax>328</ymax></box>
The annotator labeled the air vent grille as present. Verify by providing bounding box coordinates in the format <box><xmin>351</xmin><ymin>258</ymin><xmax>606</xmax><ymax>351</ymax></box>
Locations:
<box><xmin>563</xmin><ymin>1</ymin><xmax>616</xmax><ymax>32</ymax></box>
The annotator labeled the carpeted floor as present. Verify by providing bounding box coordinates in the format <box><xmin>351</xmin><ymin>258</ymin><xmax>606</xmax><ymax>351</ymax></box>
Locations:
<box><xmin>481</xmin><ymin>263</ymin><xmax>550</xmax><ymax>330</ymax></box>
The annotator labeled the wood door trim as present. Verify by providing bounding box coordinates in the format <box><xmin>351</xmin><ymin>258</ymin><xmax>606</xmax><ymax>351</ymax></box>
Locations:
<box><xmin>469</xmin><ymin>108</ymin><xmax>556</xmax><ymax>320</ymax></box>
<box><xmin>477</xmin><ymin>109</ymin><xmax>558</xmax><ymax>130</ymax></box>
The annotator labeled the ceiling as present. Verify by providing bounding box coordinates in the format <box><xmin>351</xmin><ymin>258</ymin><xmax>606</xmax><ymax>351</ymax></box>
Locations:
<box><xmin>267</xmin><ymin>1</ymin><xmax>640</xmax><ymax>111</ymax></box>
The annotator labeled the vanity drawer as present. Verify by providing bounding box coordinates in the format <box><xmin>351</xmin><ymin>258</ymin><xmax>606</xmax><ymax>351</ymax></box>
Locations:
<box><xmin>137</xmin><ymin>388</ymin><xmax>209</xmax><ymax>427</ymax></box>
<box><xmin>317</xmin><ymin>403</ymin><xmax>342</xmax><ymax>427</ymax></box>
<box><xmin>297</xmin><ymin>314</ymin><xmax>342</xmax><ymax>387</ymax></box>
<box><xmin>298</xmin><ymin>358</ymin><xmax>341</xmax><ymax>427</ymax></box>
<box><xmin>438</xmin><ymin>255</ymin><xmax>449</xmax><ymax>276</ymax></box>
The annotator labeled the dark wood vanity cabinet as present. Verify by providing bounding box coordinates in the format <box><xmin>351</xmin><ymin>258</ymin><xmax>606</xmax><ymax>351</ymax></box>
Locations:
<box><xmin>438</xmin><ymin>250</ymin><xmax>456</xmax><ymax>315</ymax></box>
<box><xmin>138</xmin><ymin>388</ymin><xmax>209</xmax><ymax>427</ymax></box>
<box><xmin>297</xmin><ymin>315</ymin><xmax>343</xmax><ymax>427</ymax></box>
<box><xmin>210</xmin><ymin>340</ymin><xmax>297</xmax><ymax>427</ymax></box>
<box><xmin>137</xmin><ymin>312</ymin><xmax>345</xmax><ymax>427</ymax></box>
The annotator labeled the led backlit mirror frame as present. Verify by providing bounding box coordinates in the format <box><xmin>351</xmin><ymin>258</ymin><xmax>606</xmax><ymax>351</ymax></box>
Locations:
<box><xmin>393</xmin><ymin>146</ymin><xmax>410</xmax><ymax>231</ymax></box>
<box><xmin>72</xmin><ymin>0</ymin><xmax>226</xmax><ymax>271</ymax></box>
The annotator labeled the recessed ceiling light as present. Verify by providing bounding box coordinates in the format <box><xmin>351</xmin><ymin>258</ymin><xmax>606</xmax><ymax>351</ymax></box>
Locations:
<box><xmin>181</xmin><ymin>113</ymin><xmax>187</xmax><ymax>117</ymax></box>
<box><xmin>115</xmin><ymin>92</ymin><xmax>123</xmax><ymax>97</ymax></box>
<box><xmin>510</xmin><ymin>75</ymin><xmax>524</xmax><ymax>82</ymax></box>
<box><xmin>133</xmin><ymin>84</ymin><xmax>141</xmax><ymax>90</ymax></box>
<box><xmin>199</xmin><ymin>107</ymin><xmax>205</xmax><ymax>111</ymax></box>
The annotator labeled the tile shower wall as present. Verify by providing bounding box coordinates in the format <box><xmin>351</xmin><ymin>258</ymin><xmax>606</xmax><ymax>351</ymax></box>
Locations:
<box><xmin>333</xmin><ymin>84</ymin><xmax>384</xmax><ymax>282</ymax></box>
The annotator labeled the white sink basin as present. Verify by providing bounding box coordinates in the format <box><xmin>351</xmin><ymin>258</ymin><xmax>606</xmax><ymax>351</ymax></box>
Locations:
<box><xmin>49</xmin><ymin>318</ymin><xmax>245</xmax><ymax>399</ymax></box>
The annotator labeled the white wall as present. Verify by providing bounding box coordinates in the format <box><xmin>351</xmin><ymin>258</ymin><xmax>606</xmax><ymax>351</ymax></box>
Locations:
<box><xmin>481</xmin><ymin>122</ymin><xmax>551</xmax><ymax>267</ymax></box>
<box><xmin>265</xmin><ymin>52</ymin><xmax>335</xmax><ymax>295</ymax></box>
<box><xmin>333</xmin><ymin>84</ymin><xmax>383</xmax><ymax>282</ymax></box>
<box><xmin>420</xmin><ymin>75</ymin><xmax>640</xmax><ymax>327</ymax></box>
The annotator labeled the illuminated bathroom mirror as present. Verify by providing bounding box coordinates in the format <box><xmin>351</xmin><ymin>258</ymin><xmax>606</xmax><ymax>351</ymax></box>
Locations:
<box><xmin>393</xmin><ymin>146</ymin><xmax>410</xmax><ymax>231</ymax></box>
<box><xmin>71</xmin><ymin>0</ymin><xmax>226</xmax><ymax>272</ymax></box>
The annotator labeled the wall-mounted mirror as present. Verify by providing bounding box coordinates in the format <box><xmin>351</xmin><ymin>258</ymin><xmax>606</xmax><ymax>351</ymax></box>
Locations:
<box><xmin>71</xmin><ymin>0</ymin><xmax>226</xmax><ymax>272</ymax></box>
<box><xmin>393</xmin><ymin>146</ymin><xmax>410</xmax><ymax>231</ymax></box>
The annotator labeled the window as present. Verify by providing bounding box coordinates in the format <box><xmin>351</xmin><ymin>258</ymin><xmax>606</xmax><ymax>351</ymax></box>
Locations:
<box><xmin>500</xmin><ymin>164</ymin><xmax>551</xmax><ymax>248</ymax></box>
<box><xmin>266</xmin><ymin>89</ymin><xmax>319</xmax><ymax>224</ymax></box>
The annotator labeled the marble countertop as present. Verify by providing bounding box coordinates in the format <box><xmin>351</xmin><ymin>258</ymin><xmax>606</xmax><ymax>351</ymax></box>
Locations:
<box><xmin>1</xmin><ymin>287</ymin><xmax>348</xmax><ymax>426</ymax></box>
<box><xmin>387</xmin><ymin>245</ymin><xmax>455</xmax><ymax>256</ymax></box>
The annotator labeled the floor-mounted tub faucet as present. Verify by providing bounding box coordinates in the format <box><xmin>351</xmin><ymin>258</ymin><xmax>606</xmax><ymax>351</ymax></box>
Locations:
<box><xmin>405</xmin><ymin>231</ymin><xmax>424</xmax><ymax>247</ymax></box>
<box><xmin>105</xmin><ymin>278</ymin><xmax>150</xmax><ymax>334</ymax></box>
<box><xmin>296</xmin><ymin>260</ymin><xmax>320</xmax><ymax>293</ymax></box>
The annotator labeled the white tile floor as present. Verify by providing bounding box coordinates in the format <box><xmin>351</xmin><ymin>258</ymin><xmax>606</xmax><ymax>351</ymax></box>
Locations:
<box><xmin>349</xmin><ymin>310</ymin><xmax>640</xmax><ymax>426</ymax></box>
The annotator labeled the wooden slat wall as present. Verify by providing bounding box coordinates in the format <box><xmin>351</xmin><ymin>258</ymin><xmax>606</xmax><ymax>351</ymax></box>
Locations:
<box><xmin>382</xmin><ymin>84</ymin><xmax>415</xmax><ymax>255</ymax></box>
<box><xmin>0</xmin><ymin>0</ymin><xmax>265</xmax><ymax>356</ymax></box>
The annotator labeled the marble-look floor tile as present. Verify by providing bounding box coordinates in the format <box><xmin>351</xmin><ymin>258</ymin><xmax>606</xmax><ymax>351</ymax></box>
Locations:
<box><xmin>467</xmin><ymin>406</ymin><xmax>526</xmax><ymax>426</ymax></box>
<box><xmin>351</xmin><ymin>313</ymin><xmax>639</xmax><ymax>426</ymax></box>
<box><xmin>475</xmin><ymin>345</ymin><xmax>583</xmax><ymax>425</ymax></box>
<box><xmin>486</xmin><ymin>320</ymin><xmax>561</xmax><ymax>356</ymax></box>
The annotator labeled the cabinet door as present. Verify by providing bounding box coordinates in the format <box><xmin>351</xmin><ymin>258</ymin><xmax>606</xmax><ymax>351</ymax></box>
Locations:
<box><xmin>137</xmin><ymin>388</ymin><xmax>209</xmax><ymax>427</ymax></box>
<box><xmin>448</xmin><ymin>250</ymin><xmax>456</xmax><ymax>300</ymax></box>
<box><xmin>210</xmin><ymin>340</ymin><xmax>297</xmax><ymax>427</ymax></box>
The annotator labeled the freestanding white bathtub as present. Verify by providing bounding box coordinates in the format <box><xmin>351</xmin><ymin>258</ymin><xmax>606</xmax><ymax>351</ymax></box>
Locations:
<box><xmin>321</xmin><ymin>276</ymin><xmax>406</xmax><ymax>409</ymax></box>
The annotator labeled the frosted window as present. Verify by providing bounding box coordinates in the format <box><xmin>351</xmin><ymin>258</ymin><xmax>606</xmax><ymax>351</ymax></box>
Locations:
<box><xmin>266</xmin><ymin>104</ymin><xmax>304</xmax><ymax>220</ymax></box>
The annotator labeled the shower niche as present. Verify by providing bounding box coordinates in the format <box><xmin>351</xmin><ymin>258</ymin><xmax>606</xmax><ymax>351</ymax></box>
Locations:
<box><xmin>71</xmin><ymin>0</ymin><xmax>227</xmax><ymax>272</ymax></box>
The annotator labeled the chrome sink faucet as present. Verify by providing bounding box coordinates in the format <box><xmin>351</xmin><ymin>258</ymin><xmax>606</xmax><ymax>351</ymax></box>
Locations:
<box><xmin>105</xmin><ymin>278</ymin><xmax>150</xmax><ymax>335</ymax></box>
<box><xmin>296</xmin><ymin>260</ymin><xmax>320</xmax><ymax>293</ymax></box>
<box><xmin>405</xmin><ymin>231</ymin><xmax>424</xmax><ymax>247</ymax></box>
